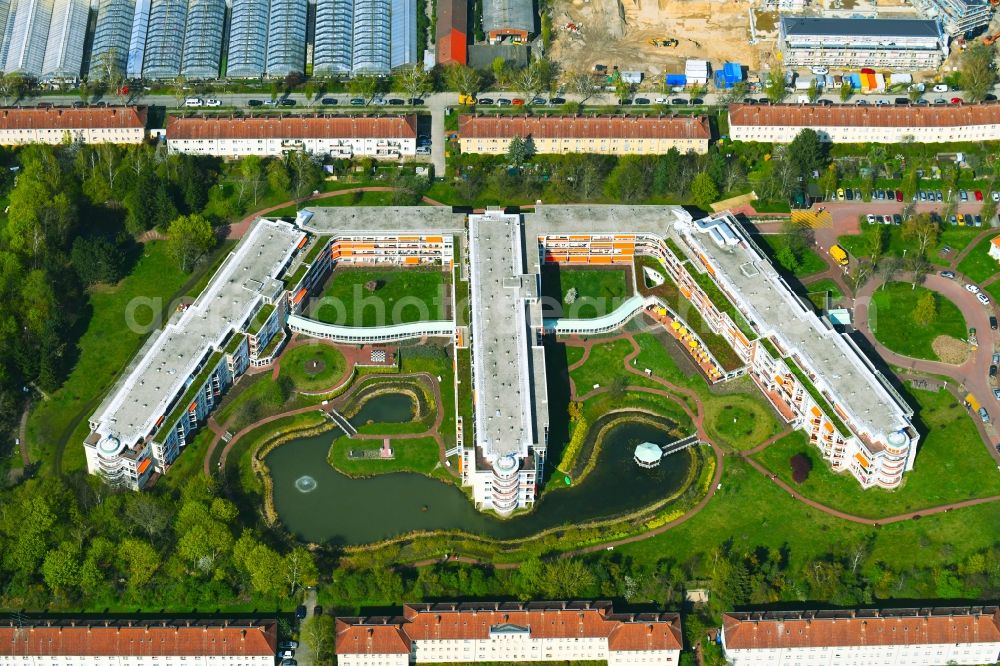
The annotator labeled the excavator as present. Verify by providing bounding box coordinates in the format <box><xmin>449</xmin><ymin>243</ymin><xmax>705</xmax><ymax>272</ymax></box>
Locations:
<box><xmin>985</xmin><ymin>28</ymin><xmax>1000</xmax><ymax>45</ymax></box>
<box><xmin>648</xmin><ymin>37</ymin><xmax>679</xmax><ymax>47</ymax></box>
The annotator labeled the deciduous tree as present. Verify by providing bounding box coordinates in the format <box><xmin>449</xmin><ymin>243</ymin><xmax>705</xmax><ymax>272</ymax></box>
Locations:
<box><xmin>912</xmin><ymin>290</ymin><xmax>937</xmax><ymax>326</ymax></box>
<box><xmin>167</xmin><ymin>214</ymin><xmax>215</xmax><ymax>272</ymax></box>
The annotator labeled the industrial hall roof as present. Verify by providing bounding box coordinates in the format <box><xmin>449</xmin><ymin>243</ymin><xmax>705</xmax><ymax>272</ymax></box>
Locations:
<box><xmin>459</xmin><ymin>114</ymin><xmax>711</xmax><ymax>140</ymax></box>
<box><xmin>779</xmin><ymin>16</ymin><xmax>943</xmax><ymax>39</ymax></box>
<box><xmin>723</xmin><ymin>607</ymin><xmax>1000</xmax><ymax>649</ymax></box>
<box><xmin>729</xmin><ymin>103</ymin><xmax>1000</xmax><ymax>128</ymax></box>
<box><xmin>0</xmin><ymin>619</ymin><xmax>278</xmax><ymax>656</ymax></box>
<box><xmin>166</xmin><ymin>114</ymin><xmax>418</xmax><ymax>140</ymax></box>
<box><xmin>0</xmin><ymin>106</ymin><xmax>148</xmax><ymax>129</ymax></box>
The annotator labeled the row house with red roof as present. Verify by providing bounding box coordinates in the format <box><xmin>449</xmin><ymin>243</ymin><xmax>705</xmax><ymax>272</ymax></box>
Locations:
<box><xmin>729</xmin><ymin>102</ymin><xmax>1000</xmax><ymax>144</ymax></box>
<box><xmin>721</xmin><ymin>607</ymin><xmax>1000</xmax><ymax>666</ymax></box>
<box><xmin>335</xmin><ymin>601</ymin><xmax>683</xmax><ymax>666</ymax></box>
<box><xmin>0</xmin><ymin>107</ymin><xmax>147</xmax><ymax>145</ymax></box>
<box><xmin>0</xmin><ymin>618</ymin><xmax>277</xmax><ymax>666</ymax></box>
<box><xmin>165</xmin><ymin>115</ymin><xmax>418</xmax><ymax>159</ymax></box>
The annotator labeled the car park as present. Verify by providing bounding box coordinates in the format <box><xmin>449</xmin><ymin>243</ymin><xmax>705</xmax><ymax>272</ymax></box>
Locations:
<box><xmin>978</xmin><ymin>293</ymin><xmax>991</xmax><ymax>306</ymax></box>
<box><xmin>941</xmin><ymin>271</ymin><xmax>956</xmax><ymax>279</ymax></box>
<box><xmin>966</xmin><ymin>283</ymin><xmax>981</xmax><ymax>294</ymax></box>
<box><xmin>866</xmin><ymin>214</ymin><xmax>877</xmax><ymax>224</ymax></box>
<box><xmin>320</xmin><ymin>97</ymin><xmax>337</xmax><ymax>105</ymax></box>
<box><xmin>976</xmin><ymin>190</ymin><xmax>984</xmax><ymax>201</ymax></box>
<box><xmin>350</xmin><ymin>98</ymin><xmax>365</xmax><ymax>105</ymax></box>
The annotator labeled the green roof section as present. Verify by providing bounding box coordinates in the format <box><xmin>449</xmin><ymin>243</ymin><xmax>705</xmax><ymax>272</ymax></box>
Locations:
<box><xmin>689</xmin><ymin>270</ymin><xmax>758</xmax><ymax>342</ymax></box>
<box><xmin>760</xmin><ymin>337</ymin><xmax>783</xmax><ymax>360</ymax></box>
<box><xmin>301</xmin><ymin>237</ymin><xmax>327</xmax><ymax>265</ymax></box>
<box><xmin>223</xmin><ymin>331</ymin><xmax>247</xmax><ymax>356</ymax></box>
<box><xmin>247</xmin><ymin>303</ymin><xmax>276</xmax><ymax>337</ymax></box>
<box><xmin>786</xmin><ymin>357</ymin><xmax>850</xmax><ymax>438</ymax></box>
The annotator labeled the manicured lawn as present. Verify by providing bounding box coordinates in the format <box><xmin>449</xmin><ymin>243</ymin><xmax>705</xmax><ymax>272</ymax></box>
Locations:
<box><xmin>755</xmin><ymin>234</ymin><xmax>827</xmax><ymax>277</ymax></box>
<box><xmin>704</xmin><ymin>394</ymin><xmax>783</xmax><ymax>452</ymax></box>
<box><xmin>569</xmin><ymin>339</ymin><xmax>660</xmax><ymax>395</ymax></box>
<box><xmin>311</xmin><ymin>268</ymin><xmax>450</xmax><ymax>327</ymax></box>
<box><xmin>754</xmin><ymin>388</ymin><xmax>1000</xmax><ymax>518</ymax></box>
<box><xmin>399</xmin><ymin>346</ymin><xmax>457</xmax><ymax>449</ymax></box>
<box><xmin>26</xmin><ymin>241</ymin><xmax>189</xmax><ymax>473</ymax></box>
<box><xmin>565</xmin><ymin>345</ymin><xmax>586</xmax><ymax>368</ymax></box>
<box><xmin>869</xmin><ymin>282</ymin><xmax>967</xmax><ymax>361</ymax></box>
<box><xmin>617</xmin><ymin>454</ymin><xmax>1000</xmax><ymax>593</ymax></box>
<box><xmin>279</xmin><ymin>343</ymin><xmax>347</xmax><ymax>392</ymax></box>
<box><xmin>542</xmin><ymin>267</ymin><xmax>631</xmax><ymax>319</ymax></box>
<box><xmin>805</xmin><ymin>278</ymin><xmax>844</xmax><ymax>310</ymax></box>
<box><xmin>986</xmin><ymin>279</ymin><xmax>1000</xmax><ymax>304</ymax></box>
<box><xmin>956</xmin><ymin>234</ymin><xmax>1000</xmax><ymax>283</ymax></box>
<box><xmin>328</xmin><ymin>435</ymin><xmax>441</xmax><ymax>476</ymax></box>
<box><xmin>839</xmin><ymin>225</ymin><xmax>984</xmax><ymax>267</ymax></box>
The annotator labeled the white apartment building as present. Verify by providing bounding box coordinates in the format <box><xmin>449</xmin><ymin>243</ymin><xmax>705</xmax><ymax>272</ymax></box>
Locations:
<box><xmin>165</xmin><ymin>115</ymin><xmax>418</xmax><ymax>159</ymax></box>
<box><xmin>336</xmin><ymin>601</ymin><xmax>682</xmax><ymax>666</ymax></box>
<box><xmin>84</xmin><ymin>218</ymin><xmax>303</xmax><ymax>489</ymax></box>
<box><xmin>458</xmin><ymin>114</ymin><xmax>711</xmax><ymax>155</ymax></box>
<box><xmin>729</xmin><ymin>102</ymin><xmax>1000</xmax><ymax>144</ymax></box>
<box><xmin>721</xmin><ymin>607</ymin><xmax>1000</xmax><ymax>666</ymax></box>
<box><xmin>0</xmin><ymin>618</ymin><xmax>277</xmax><ymax>666</ymax></box>
<box><xmin>778</xmin><ymin>17</ymin><xmax>949</xmax><ymax>70</ymax></box>
<box><xmin>0</xmin><ymin>107</ymin><xmax>147</xmax><ymax>145</ymax></box>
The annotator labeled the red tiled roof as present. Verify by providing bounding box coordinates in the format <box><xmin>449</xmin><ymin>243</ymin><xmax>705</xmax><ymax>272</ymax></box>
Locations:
<box><xmin>723</xmin><ymin>608</ymin><xmax>1000</xmax><ymax>650</ymax></box>
<box><xmin>0</xmin><ymin>106</ymin><xmax>147</xmax><ymax>130</ymax></box>
<box><xmin>166</xmin><ymin>114</ymin><xmax>418</xmax><ymax>140</ymax></box>
<box><xmin>335</xmin><ymin>620</ymin><xmax>411</xmax><ymax>655</ymax></box>
<box><xmin>0</xmin><ymin>621</ymin><xmax>277</xmax><ymax>657</ymax></box>
<box><xmin>729</xmin><ymin>102</ymin><xmax>1000</xmax><ymax>129</ymax></box>
<box><xmin>459</xmin><ymin>114</ymin><xmax>711</xmax><ymax>140</ymax></box>
<box><xmin>336</xmin><ymin>602</ymin><xmax>681</xmax><ymax>655</ymax></box>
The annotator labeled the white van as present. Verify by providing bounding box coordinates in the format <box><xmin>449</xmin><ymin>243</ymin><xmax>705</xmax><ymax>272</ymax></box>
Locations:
<box><xmin>183</xmin><ymin>97</ymin><xmax>203</xmax><ymax>107</ymax></box>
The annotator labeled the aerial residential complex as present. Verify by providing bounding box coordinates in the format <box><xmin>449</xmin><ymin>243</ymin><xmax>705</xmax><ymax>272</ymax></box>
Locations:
<box><xmin>84</xmin><ymin>218</ymin><xmax>302</xmax><ymax>489</ymax></box>
<box><xmin>84</xmin><ymin>205</ymin><xmax>918</xmax><ymax>498</ymax></box>
<box><xmin>0</xmin><ymin>618</ymin><xmax>278</xmax><ymax>665</ymax></box>
<box><xmin>458</xmin><ymin>114</ymin><xmax>712</xmax><ymax>155</ymax></box>
<box><xmin>728</xmin><ymin>103</ymin><xmax>1000</xmax><ymax>144</ymax></box>
<box><xmin>913</xmin><ymin>0</ymin><xmax>992</xmax><ymax>35</ymax></box>
<box><xmin>335</xmin><ymin>601</ymin><xmax>683</xmax><ymax>666</ymax></box>
<box><xmin>0</xmin><ymin>105</ymin><xmax>147</xmax><ymax>144</ymax></box>
<box><xmin>0</xmin><ymin>0</ymin><xmax>418</xmax><ymax>78</ymax></box>
<box><xmin>721</xmin><ymin>607</ymin><xmax>1000</xmax><ymax>666</ymax></box>
<box><xmin>777</xmin><ymin>17</ymin><xmax>949</xmax><ymax>70</ymax></box>
<box><xmin>165</xmin><ymin>114</ymin><xmax>418</xmax><ymax>159</ymax></box>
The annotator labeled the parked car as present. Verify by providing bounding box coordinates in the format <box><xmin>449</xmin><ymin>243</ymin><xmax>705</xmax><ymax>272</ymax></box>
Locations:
<box><xmin>296</xmin><ymin>605</ymin><xmax>307</xmax><ymax>620</ymax></box>
<box><xmin>279</xmin><ymin>650</ymin><xmax>294</xmax><ymax>659</ymax></box>
<box><xmin>204</xmin><ymin>98</ymin><xmax>221</xmax><ymax>107</ymax></box>
<box><xmin>279</xmin><ymin>642</ymin><xmax>299</xmax><ymax>651</ymax></box>
<box><xmin>320</xmin><ymin>97</ymin><xmax>337</xmax><ymax>105</ymax></box>
<box><xmin>894</xmin><ymin>97</ymin><xmax>910</xmax><ymax>105</ymax></box>
<box><xmin>895</xmin><ymin>190</ymin><xmax>903</xmax><ymax>202</ymax></box>
<box><xmin>933</xmin><ymin>84</ymin><xmax>949</xmax><ymax>92</ymax></box>
<box><xmin>992</xmin><ymin>316</ymin><xmax>998</xmax><ymax>330</ymax></box>
<box><xmin>633</xmin><ymin>97</ymin><xmax>650</xmax><ymax>105</ymax></box>
<box><xmin>408</xmin><ymin>98</ymin><xmax>425</xmax><ymax>105</ymax></box>
<box><xmin>936</xmin><ymin>190</ymin><xmax>943</xmax><ymax>201</ymax></box>
<box><xmin>477</xmin><ymin>97</ymin><xmax>494</xmax><ymax>105</ymax></box>
<box><xmin>892</xmin><ymin>214</ymin><xmax>902</xmax><ymax>225</ymax></box>
<box><xmin>183</xmin><ymin>97</ymin><xmax>203</xmax><ymax>107</ymax></box>
<box><xmin>976</xmin><ymin>190</ymin><xmax>984</xmax><ymax>201</ymax></box>
<box><xmin>960</xmin><ymin>190</ymin><xmax>969</xmax><ymax>201</ymax></box>
<box><xmin>758</xmin><ymin>98</ymin><xmax>770</xmax><ymax>104</ymax></box>
<box><xmin>671</xmin><ymin>98</ymin><xmax>689</xmax><ymax>105</ymax></box>
<box><xmin>263</xmin><ymin>99</ymin><xmax>277</xmax><ymax>106</ymax></box>
<box><xmin>817</xmin><ymin>99</ymin><xmax>833</xmax><ymax>106</ymax></box>
<box><xmin>975</xmin><ymin>214</ymin><xmax>983</xmax><ymax>227</ymax></box>
<box><xmin>388</xmin><ymin>98</ymin><xmax>405</xmax><ymax>105</ymax></box>
<box><xmin>866</xmin><ymin>214</ymin><xmax>877</xmax><ymax>224</ymax></box>
<box><xmin>993</xmin><ymin>191</ymin><xmax>1000</xmax><ymax>202</ymax></box>
<box><xmin>993</xmin><ymin>353</ymin><xmax>1000</xmax><ymax>364</ymax></box>
<box><xmin>281</xmin><ymin>660</ymin><xmax>296</xmax><ymax>666</ymax></box>
<box><xmin>978</xmin><ymin>293</ymin><xmax>991</xmax><ymax>306</ymax></box>
<box><xmin>531</xmin><ymin>96</ymin><xmax>548</xmax><ymax>105</ymax></box>
<box><xmin>845</xmin><ymin>188</ymin><xmax>854</xmax><ymax>201</ymax></box>
<box><xmin>854</xmin><ymin>188</ymin><xmax>862</xmax><ymax>200</ymax></box>
<box><xmin>350</xmin><ymin>98</ymin><xmax>366</xmax><ymax>105</ymax></box>
<box><xmin>836</xmin><ymin>187</ymin><xmax>845</xmax><ymax>200</ymax></box>
<box><xmin>940</xmin><ymin>270</ymin><xmax>956</xmax><ymax>279</ymax></box>
<box><xmin>933</xmin><ymin>98</ymin><xmax>947</xmax><ymax>105</ymax></box>
<box><xmin>279</xmin><ymin>99</ymin><xmax>296</xmax><ymax>106</ymax></box>
<box><xmin>990</xmin><ymin>364</ymin><xmax>998</xmax><ymax>378</ymax></box>
<box><xmin>966</xmin><ymin>283</ymin><xmax>982</xmax><ymax>294</ymax></box>
<box><xmin>314</xmin><ymin>606</ymin><xmax>324</xmax><ymax>616</ymax></box>
<box><xmin>958</xmin><ymin>213</ymin><xmax>966</xmax><ymax>226</ymax></box>
<box><xmin>415</xmin><ymin>146</ymin><xmax>431</xmax><ymax>155</ymax></box>
<box><xmin>919</xmin><ymin>191</ymin><xmax>927</xmax><ymax>201</ymax></box>
<box><xmin>993</xmin><ymin>389</ymin><xmax>1000</xmax><ymax>400</ymax></box>
<box><xmin>951</xmin><ymin>97</ymin><xmax>962</xmax><ymax>104</ymax></box>
<box><xmin>72</xmin><ymin>100</ymin><xmax>87</xmax><ymax>107</ymax></box>
<box><xmin>882</xmin><ymin>214</ymin><xmax>893</xmax><ymax>225</ymax></box>
<box><xmin>949</xmin><ymin>215</ymin><xmax>958</xmax><ymax>225</ymax></box>
<box><xmin>549</xmin><ymin>97</ymin><xmax>566</xmax><ymax>105</ymax></box>
<box><xmin>690</xmin><ymin>97</ymin><xmax>705</xmax><ymax>105</ymax></box>
<box><xmin>875</xmin><ymin>189</ymin><xmax>885</xmax><ymax>200</ymax></box>
<box><xmin>511</xmin><ymin>98</ymin><xmax>525</xmax><ymax>105</ymax></box>
<box><xmin>497</xmin><ymin>98</ymin><xmax>512</xmax><ymax>106</ymax></box>
<box><xmin>855</xmin><ymin>100</ymin><xmax>869</xmax><ymax>106</ymax></box>
<box><xmin>371</xmin><ymin>96</ymin><xmax>386</xmax><ymax>105</ymax></box>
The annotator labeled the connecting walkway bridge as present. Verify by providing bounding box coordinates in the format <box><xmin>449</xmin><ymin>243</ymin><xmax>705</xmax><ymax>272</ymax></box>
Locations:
<box><xmin>328</xmin><ymin>408</ymin><xmax>358</xmax><ymax>437</ymax></box>
<box><xmin>660</xmin><ymin>434</ymin><xmax>701</xmax><ymax>457</ymax></box>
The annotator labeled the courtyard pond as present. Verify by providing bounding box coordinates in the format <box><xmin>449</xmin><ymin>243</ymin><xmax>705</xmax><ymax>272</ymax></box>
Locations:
<box><xmin>266</xmin><ymin>404</ymin><xmax>697</xmax><ymax>545</ymax></box>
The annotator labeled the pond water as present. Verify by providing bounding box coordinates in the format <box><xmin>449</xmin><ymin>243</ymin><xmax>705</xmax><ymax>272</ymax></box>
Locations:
<box><xmin>267</xmin><ymin>398</ymin><xmax>695</xmax><ymax>545</ymax></box>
